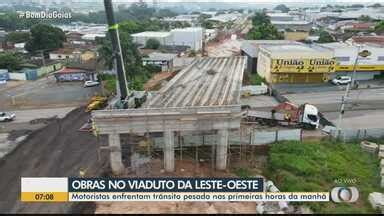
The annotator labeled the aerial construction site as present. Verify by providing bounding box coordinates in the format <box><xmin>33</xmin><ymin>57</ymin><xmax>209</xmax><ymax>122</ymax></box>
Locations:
<box><xmin>1</xmin><ymin>0</ymin><xmax>384</xmax><ymax>214</ymax></box>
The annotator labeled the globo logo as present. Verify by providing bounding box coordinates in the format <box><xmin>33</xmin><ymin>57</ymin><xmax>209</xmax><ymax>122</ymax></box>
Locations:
<box><xmin>331</xmin><ymin>187</ymin><xmax>359</xmax><ymax>203</ymax></box>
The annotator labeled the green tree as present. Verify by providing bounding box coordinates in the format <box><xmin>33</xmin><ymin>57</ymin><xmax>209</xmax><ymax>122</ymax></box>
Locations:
<box><xmin>155</xmin><ymin>8</ymin><xmax>177</xmax><ymax>18</ymax></box>
<box><xmin>202</xmin><ymin>20</ymin><xmax>215</xmax><ymax>29</ymax></box>
<box><xmin>350</xmin><ymin>4</ymin><xmax>364</xmax><ymax>8</ymax></box>
<box><xmin>368</xmin><ymin>3</ymin><xmax>382</xmax><ymax>8</ymax></box>
<box><xmin>274</xmin><ymin>4</ymin><xmax>290</xmax><ymax>13</ymax></box>
<box><xmin>375</xmin><ymin>21</ymin><xmax>384</xmax><ymax>34</ymax></box>
<box><xmin>0</xmin><ymin>52</ymin><xmax>23</xmax><ymax>71</ymax></box>
<box><xmin>145</xmin><ymin>38</ymin><xmax>161</xmax><ymax>49</ymax></box>
<box><xmin>25</xmin><ymin>24</ymin><xmax>65</xmax><ymax>53</ymax></box>
<box><xmin>317</xmin><ymin>31</ymin><xmax>335</xmax><ymax>43</ymax></box>
<box><xmin>358</xmin><ymin>15</ymin><xmax>372</xmax><ymax>22</ymax></box>
<box><xmin>119</xmin><ymin>20</ymin><xmax>144</xmax><ymax>34</ymax></box>
<box><xmin>246</xmin><ymin>12</ymin><xmax>283</xmax><ymax>40</ymax></box>
<box><xmin>5</xmin><ymin>31</ymin><xmax>30</xmax><ymax>43</ymax></box>
<box><xmin>251</xmin><ymin>12</ymin><xmax>271</xmax><ymax>26</ymax></box>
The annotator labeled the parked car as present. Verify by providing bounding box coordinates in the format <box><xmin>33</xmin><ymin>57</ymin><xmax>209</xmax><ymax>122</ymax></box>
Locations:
<box><xmin>331</xmin><ymin>76</ymin><xmax>352</xmax><ymax>85</ymax></box>
<box><xmin>84</xmin><ymin>80</ymin><xmax>100</xmax><ymax>88</ymax></box>
<box><xmin>0</xmin><ymin>112</ymin><xmax>15</xmax><ymax>122</ymax></box>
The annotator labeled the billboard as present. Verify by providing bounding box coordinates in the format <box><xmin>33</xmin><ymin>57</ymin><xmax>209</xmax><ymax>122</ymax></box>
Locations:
<box><xmin>271</xmin><ymin>58</ymin><xmax>336</xmax><ymax>73</ymax></box>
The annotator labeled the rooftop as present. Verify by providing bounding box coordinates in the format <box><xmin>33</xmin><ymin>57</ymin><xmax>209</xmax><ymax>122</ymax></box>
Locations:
<box><xmin>271</xmin><ymin>20</ymin><xmax>311</xmax><ymax>25</ymax></box>
<box><xmin>241</xmin><ymin>40</ymin><xmax>301</xmax><ymax>57</ymax></box>
<box><xmin>352</xmin><ymin>36</ymin><xmax>384</xmax><ymax>45</ymax></box>
<box><xmin>131</xmin><ymin>31</ymin><xmax>171</xmax><ymax>38</ymax></box>
<box><xmin>144</xmin><ymin>56</ymin><xmax>246</xmax><ymax>108</ymax></box>
<box><xmin>50</xmin><ymin>48</ymin><xmax>80</xmax><ymax>55</ymax></box>
<box><xmin>316</xmin><ymin>42</ymin><xmax>353</xmax><ymax>49</ymax></box>
<box><xmin>267</xmin><ymin>13</ymin><xmax>293</xmax><ymax>17</ymax></box>
<box><xmin>261</xmin><ymin>44</ymin><xmax>330</xmax><ymax>54</ymax></box>
<box><xmin>54</xmin><ymin>67</ymin><xmax>92</xmax><ymax>74</ymax></box>
<box><xmin>143</xmin><ymin>52</ymin><xmax>177</xmax><ymax>61</ymax></box>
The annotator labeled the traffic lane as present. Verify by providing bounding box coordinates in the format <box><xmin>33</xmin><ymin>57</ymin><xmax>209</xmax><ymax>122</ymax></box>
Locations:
<box><xmin>273</xmin><ymin>80</ymin><xmax>384</xmax><ymax>94</ymax></box>
<box><xmin>2</xmin><ymin>107</ymin><xmax>76</xmax><ymax>123</ymax></box>
<box><xmin>0</xmin><ymin>76</ymin><xmax>52</xmax><ymax>96</ymax></box>
<box><xmin>22</xmin><ymin>82</ymin><xmax>100</xmax><ymax>105</ymax></box>
<box><xmin>273</xmin><ymin>83</ymin><xmax>341</xmax><ymax>94</ymax></box>
<box><xmin>323</xmin><ymin>110</ymin><xmax>384</xmax><ymax>129</ymax></box>
<box><xmin>284</xmin><ymin>88</ymin><xmax>384</xmax><ymax>105</ymax></box>
<box><xmin>0</xmin><ymin>79</ymin><xmax>101</xmax><ymax>109</ymax></box>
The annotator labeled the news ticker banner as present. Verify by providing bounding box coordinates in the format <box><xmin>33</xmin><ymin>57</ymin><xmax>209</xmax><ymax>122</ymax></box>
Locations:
<box><xmin>21</xmin><ymin>177</ymin><xmax>329</xmax><ymax>202</ymax></box>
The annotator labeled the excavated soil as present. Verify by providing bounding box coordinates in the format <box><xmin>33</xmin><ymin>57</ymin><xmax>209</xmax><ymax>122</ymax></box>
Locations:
<box><xmin>0</xmin><ymin>107</ymin><xmax>108</xmax><ymax>213</ymax></box>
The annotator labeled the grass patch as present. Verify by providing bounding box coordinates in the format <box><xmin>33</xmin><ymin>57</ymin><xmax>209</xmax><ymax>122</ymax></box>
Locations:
<box><xmin>243</xmin><ymin>73</ymin><xmax>266</xmax><ymax>85</ymax></box>
<box><xmin>99</xmin><ymin>74</ymin><xmax>116</xmax><ymax>95</ymax></box>
<box><xmin>264</xmin><ymin>140</ymin><xmax>383</xmax><ymax>213</ymax></box>
<box><xmin>233</xmin><ymin>167</ymin><xmax>253</xmax><ymax>178</ymax></box>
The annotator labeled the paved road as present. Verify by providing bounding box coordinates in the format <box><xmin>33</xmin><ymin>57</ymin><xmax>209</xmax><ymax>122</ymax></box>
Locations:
<box><xmin>274</xmin><ymin>80</ymin><xmax>384</xmax><ymax>94</ymax></box>
<box><xmin>284</xmin><ymin>88</ymin><xmax>384</xmax><ymax>106</ymax></box>
<box><xmin>4</xmin><ymin>107</ymin><xmax>76</xmax><ymax>123</ymax></box>
<box><xmin>0</xmin><ymin>76</ymin><xmax>100</xmax><ymax>109</ymax></box>
<box><xmin>324</xmin><ymin>110</ymin><xmax>384</xmax><ymax>129</ymax></box>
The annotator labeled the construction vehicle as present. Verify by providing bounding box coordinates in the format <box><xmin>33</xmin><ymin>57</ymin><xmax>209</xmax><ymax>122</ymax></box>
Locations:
<box><xmin>86</xmin><ymin>96</ymin><xmax>107</xmax><ymax>112</ymax></box>
<box><xmin>244</xmin><ymin>102</ymin><xmax>320</xmax><ymax>129</ymax></box>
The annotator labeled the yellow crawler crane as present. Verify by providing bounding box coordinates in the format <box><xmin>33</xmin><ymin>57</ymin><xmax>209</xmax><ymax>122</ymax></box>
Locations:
<box><xmin>86</xmin><ymin>96</ymin><xmax>107</xmax><ymax>112</ymax></box>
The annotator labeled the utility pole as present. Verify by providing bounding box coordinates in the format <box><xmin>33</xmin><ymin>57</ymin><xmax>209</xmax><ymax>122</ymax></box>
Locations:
<box><xmin>336</xmin><ymin>83</ymin><xmax>350</xmax><ymax>132</ymax></box>
<box><xmin>103</xmin><ymin>0</ymin><xmax>128</xmax><ymax>101</ymax></box>
<box><xmin>336</xmin><ymin>44</ymin><xmax>371</xmax><ymax>131</ymax></box>
<box><xmin>351</xmin><ymin>45</ymin><xmax>360</xmax><ymax>88</ymax></box>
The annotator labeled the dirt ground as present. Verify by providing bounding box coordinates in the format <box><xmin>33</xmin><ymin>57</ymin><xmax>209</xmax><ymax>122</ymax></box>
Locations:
<box><xmin>0</xmin><ymin>107</ymin><xmax>108</xmax><ymax>213</ymax></box>
<box><xmin>96</xmin><ymin>201</ymin><xmax>256</xmax><ymax>214</ymax></box>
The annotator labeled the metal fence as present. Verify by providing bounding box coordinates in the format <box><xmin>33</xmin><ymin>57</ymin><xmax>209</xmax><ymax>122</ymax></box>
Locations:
<box><xmin>151</xmin><ymin>128</ymin><xmax>302</xmax><ymax>148</ymax></box>
<box><xmin>251</xmin><ymin>129</ymin><xmax>302</xmax><ymax>145</ymax></box>
<box><xmin>330</xmin><ymin>128</ymin><xmax>384</xmax><ymax>142</ymax></box>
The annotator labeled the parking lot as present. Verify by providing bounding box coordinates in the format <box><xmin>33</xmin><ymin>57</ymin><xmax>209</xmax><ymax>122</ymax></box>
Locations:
<box><xmin>0</xmin><ymin>76</ymin><xmax>100</xmax><ymax>158</ymax></box>
<box><xmin>0</xmin><ymin>76</ymin><xmax>101</xmax><ymax>109</ymax></box>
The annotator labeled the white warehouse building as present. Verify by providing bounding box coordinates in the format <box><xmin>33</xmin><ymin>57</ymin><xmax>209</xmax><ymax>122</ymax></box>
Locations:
<box><xmin>170</xmin><ymin>27</ymin><xmax>203</xmax><ymax>51</ymax></box>
<box><xmin>131</xmin><ymin>27</ymin><xmax>203</xmax><ymax>51</ymax></box>
<box><xmin>131</xmin><ymin>31</ymin><xmax>172</xmax><ymax>46</ymax></box>
<box><xmin>317</xmin><ymin>42</ymin><xmax>384</xmax><ymax>80</ymax></box>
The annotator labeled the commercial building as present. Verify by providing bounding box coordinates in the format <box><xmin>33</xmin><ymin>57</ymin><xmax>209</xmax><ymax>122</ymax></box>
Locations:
<box><xmin>242</xmin><ymin>40</ymin><xmax>384</xmax><ymax>83</ymax></box>
<box><xmin>317</xmin><ymin>42</ymin><xmax>384</xmax><ymax>80</ymax></box>
<box><xmin>208</xmin><ymin>13</ymin><xmax>241</xmax><ymax>23</ymax></box>
<box><xmin>170</xmin><ymin>27</ymin><xmax>203</xmax><ymax>51</ymax></box>
<box><xmin>284</xmin><ymin>31</ymin><xmax>309</xmax><ymax>41</ymax></box>
<box><xmin>350</xmin><ymin>36</ymin><xmax>384</xmax><ymax>46</ymax></box>
<box><xmin>53</xmin><ymin>67</ymin><xmax>97</xmax><ymax>82</ymax></box>
<box><xmin>240</xmin><ymin>40</ymin><xmax>301</xmax><ymax>74</ymax></box>
<box><xmin>131</xmin><ymin>28</ymin><xmax>203</xmax><ymax>51</ymax></box>
<box><xmin>271</xmin><ymin>20</ymin><xmax>312</xmax><ymax>32</ymax></box>
<box><xmin>131</xmin><ymin>31</ymin><xmax>172</xmax><ymax>47</ymax></box>
<box><xmin>267</xmin><ymin>13</ymin><xmax>295</xmax><ymax>22</ymax></box>
<box><xmin>142</xmin><ymin>52</ymin><xmax>177</xmax><ymax>72</ymax></box>
<box><xmin>49</xmin><ymin>48</ymin><xmax>81</xmax><ymax>60</ymax></box>
<box><xmin>257</xmin><ymin>44</ymin><xmax>335</xmax><ymax>83</ymax></box>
